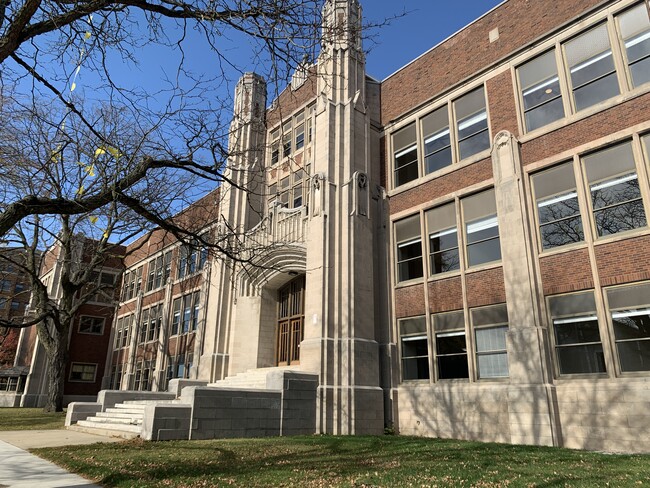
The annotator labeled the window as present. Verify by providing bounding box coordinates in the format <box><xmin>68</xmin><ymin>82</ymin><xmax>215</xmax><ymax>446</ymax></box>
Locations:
<box><xmin>167</xmin><ymin>353</ymin><xmax>190</xmax><ymax>381</ymax></box>
<box><xmin>421</xmin><ymin>106</ymin><xmax>452</xmax><ymax>174</ymax></box>
<box><xmin>10</xmin><ymin>301</ymin><xmax>19</xmax><ymax>311</ymax></box>
<box><xmin>518</xmin><ymin>50</ymin><xmax>565</xmax><ymax>131</ymax></box>
<box><xmin>532</xmin><ymin>162</ymin><xmax>584</xmax><ymax>249</ymax></box>
<box><xmin>69</xmin><ymin>363</ymin><xmax>97</xmax><ymax>382</ymax></box>
<box><xmin>472</xmin><ymin>304</ymin><xmax>509</xmax><ymax>379</ymax></box>
<box><xmin>270</xmin><ymin>129</ymin><xmax>280</xmax><ymax>165</ymax></box>
<box><xmin>146</xmin><ymin>251</ymin><xmax>171</xmax><ymax>291</ymax></box>
<box><xmin>549</xmin><ymin>291</ymin><xmax>606</xmax><ymax>375</ymax></box>
<box><xmin>433</xmin><ymin>311</ymin><xmax>468</xmax><ymax>379</ymax></box>
<box><xmin>606</xmin><ymin>282</ymin><xmax>650</xmax><ymax>372</ymax></box>
<box><xmin>399</xmin><ymin>317</ymin><xmax>429</xmax><ymax>381</ymax></box>
<box><xmin>279</xmin><ymin>177</ymin><xmax>290</xmax><ymax>208</ymax></box>
<box><xmin>295</xmin><ymin>123</ymin><xmax>305</xmax><ymax>150</ymax></box>
<box><xmin>454</xmin><ymin>87</ymin><xmax>490</xmax><ymax>161</ymax></box>
<box><xmin>79</xmin><ymin>316</ymin><xmax>105</xmax><ymax>335</ymax></box>
<box><xmin>618</xmin><ymin>3</ymin><xmax>650</xmax><ymax>88</ymax></box>
<box><xmin>282</xmin><ymin>122</ymin><xmax>292</xmax><ymax>158</ymax></box>
<box><xmin>393</xmin><ymin>123</ymin><xmax>418</xmax><ymax>187</ymax></box>
<box><xmin>121</xmin><ymin>266</ymin><xmax>142</xmax><ymax>302</ymax></box>
<box><xmin>0</xmin><ymin>298</ymin><xmax>5</xmax><ymax>309</ymax></box>
<box><xmin>293</xmin><ymin>169</ymin><xmax>304</xmax><ymax>208</ymax></box>
<box><xmin>462</xmin><ymin>189</ymin><xmax>501</xmax><ymax>267</ymax></box>
<box><xmin>584</xmin><ymin>142</ymin><xmax>646</xmax><ymax>237</ymax></box>
<box><xmin>0</xmin><ymin>279</ymin><xmax>11</xmax><ymax>292</ymax></box>
<box><xmin>565</xmin><ymin>24</ymin><xmax>619</xmax><ymax>111</ymax></box>
<box><xmin>395</xmin><ymin>215</ymin><xmax>423</xmax><ymax>282</ymax></box>
<box><xmin>134</xmin><ymin>360</ymin><xmax>154</xmax><ymax>391</ymax></box>
<box><xmin>426</xmin><ymin>203</ymin><xmax>460</xmax><ymax>275</ymax></box>
<box><xmin>178</xmin><ymin>240</ymin><xmax>207</xmax><ymax>279</ymax></box>
<box><xmin>110</xmin><ymin>363</ymin><xmax>123</xmax><ymax>390</ymax></box>
<box><xmin>171</xmin><ymin>298</ymin><xmax>181</xmax><ymax>335</ymax></box>
<box><xmin>114</xmin><ymin>315</ymin><xmax>133</xmax><ymax>349</ymax></box>
<box><xmin>14</xmin><ymin>283</ymin><xmax>25</xmax><ymax>294</ymax></box>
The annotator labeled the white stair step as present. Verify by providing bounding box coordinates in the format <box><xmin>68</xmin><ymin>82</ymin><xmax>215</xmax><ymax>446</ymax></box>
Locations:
<box><xmin>106</xmin><ymin>407</ymin><xmax>145</xmax><ymax>415</ymax></box>
<box><xmin>85</xmin><ymin>416</ymin><xmax>142</xmax><ymax>426</ymax></box>
<box><xmin>96</xmin><ymin>412</ymin><xmax>143</xmax><ymax>420</ymax></box>
<box><xmin>69</xmin><ymin>424</ymin><xmax>140</xmax><ymax>440</ymax></box>
<box><xmin>123</xmin><ymin>399</ymin><xmax>179</xmax><ymax>405</ymax></box>
<box><xmin>76</xmin><ymin>420</ymin><xmax>142</xmax><ymax>434</ymax></box>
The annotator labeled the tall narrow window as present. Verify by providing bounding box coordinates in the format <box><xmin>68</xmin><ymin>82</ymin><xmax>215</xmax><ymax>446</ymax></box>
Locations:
<box><xmin>295</xmin><ymin>113</ymin><xmax>305</xmax><ymax>151</ymax></box>
<box><xmin>454</xmin><ymin>87</ymin><xmax>489</xmax><ymax>160</ymax></box>
<box><xmin>421</xmin><ymin>106</ymin><xmax>452</xmax><ymax>174</ymax></box>
<box><xmin>426</xmin><ymin>203</ymin><xmax>460</xmax><ymax>275</ymax></box>
<box><xmin>171</xmin><ymin>298</ymin><xmax>181</xmax><ymax>336</ymax></box>
<box><xmin>282</xmin><ymin>122</ymin><xmax>292</xmax><ymax>158</ymax></box>
<box><xmin>472</xmin><ymin>304</ymin><xmax>509</xmax><ymax>379</ymax></box>
<box><xmin>279</xmin><ymin>176</ymin><xmax>290</xmax><ymax>208</ymax></box>
<box><xmin>618</xmin><ymin>4</ymin><xmax>650</xmax><ymax>88</ymax></box>
<box><xmin>395</xmin><ymin>215</ymin><xmax>423</xmax><ymax>282</ymax></box>
<box><xmin>532</xmin><ymin>162</ymin><xmax>584</xmax><ymax>249</ymax></box>
<box><xmin>270</xmin><ymin>128</ymin><xmax>280</xmax><ymax>165</ymax></box>
<box><xmin>433</xmin><ymin>311</ymin><xmax>468</xmax><ymax>380</ymax></box>
<box><xmin>518</xmin><ymin>50</ymin><xmax>564</xmax><ymax>131</ymax></box>
<box><xmin>584</xmin><ymin>142</ymin><xmax>646</xmax><ymax>237</ymax></box>
<box><xmin>565</xmin><ymin>24</ymin><xmax>619</xmax><ymax>111</ymax></box>
<box><xmin>463</xmin><ymin>189</ymin><xmax>501</xmax><ymax>267</ymax></box>
<box><xmin>399</xmin><ymin>317</ymin><xmax>429</xmax><ymax>381</ymax></box>
<box><xmin>393</xmin><ymin>123</ymin><xmax>418</xmax><ymax>187</ymax></box>
<box><xmin>549</xmin><ymin>291</ymin><xmax>606</xmax><ymax>375</ymax></box>
<box><xmin>607</xmin><ymin>282</ymin><xmax>650</xmax><ymax>372</ymax></box>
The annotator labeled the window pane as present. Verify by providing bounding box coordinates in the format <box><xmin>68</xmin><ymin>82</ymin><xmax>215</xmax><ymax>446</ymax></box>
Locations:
<box><xmin>619</xmin><ymin>3</ymin><xmax>650</xmax><ymax>87</ymax></box>
<box><xmin>422</xmin><ymin>107</ymin><xmax>452</xmax><ymax>173</ymax></box>
<box><xmin>554</xmin><ymin>317</ymin><xmax>601</xmax><ymax>345</ymax></box>
<box><xmin>525</xmin><ymin>97</ymin><xmax>565</xmax><ymax>132</ymax></box>
<box><xmin>565</xmin><ymin>24</ymin><xmax>619</xmax><ymax>111</ymax></box>
<box><xmin>616</xmin><ymin>339</ymin><xmax>650</xmax><ymax>372</ymax></box>
<box><xmin>612</xmin><ymin>310</ymin><xmax>650</xmax><ymax>341</ymax></box>
<box><xmin>533</xmin><ymin>162</ymin><xmax>584</xmax><ymax>249</ymax></box>
<box><xmin>477</xmin><ymin>352</ymin><xmax>509</xmax><ymax>378</ymax></box>
<box><xmin>557</xmin><ymin>344</ymin><xmax>606</xmax><ymax>374</ymax></box>
<box><xmin>519</xmin><ymin>50</ymin><xmax>565</xmax><ymax>130</ymax></box>
<box><xmin>402</xmin><ymin>357</ymin><xmax>430</xmax><ymax>380</ymax></box>
<box><xmin>395</xmin><ymin>147</ymin><xmax>419</xmax><ymax>186</ymax></box>
<box><xmin>463</xmin><ymin>189</ymin><xmax>500</xmax><ymax>266</ymax></box>
<box><xmin>454</xmin><ymin>87</ymin><xmax>489</xmax><ymax>160</ymax></box>
<box><xmin>436</xmin><ymin>332</ymin><xmax>467</xmax><ymax>354</ymax></box>
<box><xmin>476</xmin><ymin>325</ymin><xmax>508</xmax><ymax>352</ymax></box>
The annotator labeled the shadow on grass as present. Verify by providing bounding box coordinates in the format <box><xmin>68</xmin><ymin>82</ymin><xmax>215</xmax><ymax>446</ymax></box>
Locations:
<box><xmin>36</xmin><ymin>436</ymin><xmax>650</xmax><ymax>487</ymax></box>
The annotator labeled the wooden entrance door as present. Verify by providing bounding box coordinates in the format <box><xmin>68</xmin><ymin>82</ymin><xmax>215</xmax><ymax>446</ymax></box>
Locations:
<box><xmin>276</xmin><ymin>276</ymin><xmax>305</xmax><ymax>365</ymax></box>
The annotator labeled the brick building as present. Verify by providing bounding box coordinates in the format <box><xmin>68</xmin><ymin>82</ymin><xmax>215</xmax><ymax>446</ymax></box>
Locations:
<box><xmin>6</xmin><ymin>238</ymin><xmax>123</xmax><ymax>407</ymax></box>
<box><xmin>69</xmin><ymin>0</ymin><xmax>650</xmax><ymax>452</ymax></box>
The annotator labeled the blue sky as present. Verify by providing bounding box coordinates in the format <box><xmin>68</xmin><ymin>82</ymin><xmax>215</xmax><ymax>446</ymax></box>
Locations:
<box><xmin>363</xmin><ymin>1</ymin><xmax>504</xmax><ymax>80</ymax></box>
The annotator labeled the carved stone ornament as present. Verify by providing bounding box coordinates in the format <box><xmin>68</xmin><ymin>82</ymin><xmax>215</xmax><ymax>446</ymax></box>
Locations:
<box><xmin>357</xmin><ymin>172</ymin><xmax>368</xmax><ymax>189</ymax></box>
<box><xmin>312</xmin><ymin>175</ymin><xmax>321</xmax><ymax>191</ymax></box>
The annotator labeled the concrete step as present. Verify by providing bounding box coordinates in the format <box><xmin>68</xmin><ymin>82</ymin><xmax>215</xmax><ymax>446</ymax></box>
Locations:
<box><xmin>123</xmin><ymin>399</ymin><xmax>180</xmax><ymax>405</ymax></box>
<box><xmin>106</xmin><ymin>407</ymin><xmax>145</xmax><ymax>415</ymax></box>
<box><xmin>96</xmin><ymin>412</ymin><xmax>144</xmax><ymax>420</ymax></box>
<box><xmin>76</xmin><ymin>420</ymin><xmax>142</xmax><ymax>434</ymax></box>
<box><xmin>69</xmin><ymin>423</ymin><xmax>140</xmax><ymax>440</ymax></box>
<box><xmin>84</xmin><ymin>416</ymin><xmax>142</xmax><ymax>426</ymax></box>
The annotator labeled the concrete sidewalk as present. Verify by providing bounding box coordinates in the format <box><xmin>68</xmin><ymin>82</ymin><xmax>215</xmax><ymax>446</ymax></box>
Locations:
<box><xmin>0</xmin><ymin>430</ymin><xmax>124</xmax><ymax>488</ymax></box>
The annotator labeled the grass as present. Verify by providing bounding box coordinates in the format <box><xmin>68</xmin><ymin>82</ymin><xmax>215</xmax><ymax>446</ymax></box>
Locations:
<box><xmin>0</xmin><ymin>407</ymin><xmax>65</xmax><ymax>430</ymax></box>
<box><xmin>34</xmin><ymin>435</ymin><xmax>650</xmax><ymax>487</ymax></box>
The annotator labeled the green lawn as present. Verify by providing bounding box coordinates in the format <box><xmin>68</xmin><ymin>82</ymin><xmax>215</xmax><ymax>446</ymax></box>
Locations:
<box><xmin>34</xmin><ymin>435</ymin><xmax>650</xmax><ymax>487</ymax></box>
<box><xmin>0</xmin><ymin>408</ymin><xmax>65</xmax><ymax>430</ymax></box>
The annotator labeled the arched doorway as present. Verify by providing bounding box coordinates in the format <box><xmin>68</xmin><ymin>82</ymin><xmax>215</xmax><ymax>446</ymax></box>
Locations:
<box><xmin>276</xmin><ymin>275</ymin><xmax>305</xmax><ymax>365</ymax></box>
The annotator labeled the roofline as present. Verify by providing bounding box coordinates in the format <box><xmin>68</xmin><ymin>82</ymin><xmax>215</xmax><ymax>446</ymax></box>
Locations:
<box><xmin>381</xmin><ymin>0</ymin><xmax>509</xmax><ymax>83</ymax></box>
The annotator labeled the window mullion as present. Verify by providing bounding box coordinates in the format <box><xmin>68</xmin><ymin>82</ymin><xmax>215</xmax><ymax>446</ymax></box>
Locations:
<box><xmin>608</xmin><ymin>12</ymin><xmax>631</xmax><ymax>93</ymax></box>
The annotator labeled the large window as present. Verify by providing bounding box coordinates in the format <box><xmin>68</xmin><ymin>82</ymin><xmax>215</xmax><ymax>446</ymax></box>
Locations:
<box><xmin>584</xmin><ymin>142</ymin><xmax>646</xmax><ymax>237</ymax></box>
<box><xmin>532</xmin><ymin>162</ymin><xmax>584</xmax><ymax>249</ymax></box>
<box><xmin>462</xmin><ymin>189</ymin><xmax>501</xmax><ymax>267</ymax></box>
<box><xmin>139</xmin><ymin>304</ymin><xmax>162</xmax><ymax>344</ymax></box>
<box><xmin>121</xmin><ymin>266</ymin><xmax>142</xmax><ymax>302</ymax></box>
<box><xmin>421</xmin><ymin>107</ymin><xmax>452</xmax><ymax>174</ymax></box>
<box><xmin>399</xmin><ymin>317</ymin><xmax>429</xmax><ymax>381</ymax></box>
<box><xmin>433</xmin><ymin>311</ymin><xmax>468</xmax><ymax>380</ymax></box>
<box><xmin>472</xmin><ymin>304</ymin><xmax>509</xmax><ymax>379</ymax></box>
<box><xmin>618</xmin><ymin>3</ymin><xmax>650</xmax><ymax>88</ymax></box>
<box><xmin>426</xmin><ymin>203</ymin><xmax>460</xmax><ymax>275</ymax></box>
<box><xmin>146</xmin><ymin>251</ymin><xmax>171</xmax><ymax>292</ymax></box>
<box><xmin>549</xmin><ymin>291</ymin><xmax>606</xmax><ymax>375</ymax></box>
<box><xmin>454</xmin><ymin>87</ymin><xmax>490</xmax><ymax>161</ymax></box>
<box><xmin>565</xmin><ymin>24</ymin><xmax>619</xmax><ymax>111</ymax></box>
<box><xmin>395</xmin><ymin>215</ymin><xmax>423</xmax><ymax>282</ymax></box>
<box><xmin>606</xmin><ymin>282</ymin><xmax>650</xmax><ymax>373</ymax></box>
<box><xmin>518</xmin><ymin>50</ymin><xmax>565</xmax><ymax>131</ymax></box>
<box><xmin>393</xmin><ymin>123</ymin><xmax>418</xmax><ymax>187</ymax></box>
<box><xmin>69</xmin><ymin>363</ymin><xmax>97</xmax><ymax>382</ymax></box>
<box><xmin>171</xmin><ymin>291</ymin><xmax>200</xmax><ymax>335</ymax></box>
<box><xmin>114</xmin><ymin>315</ymin><xmax>133</xmax><ymax>350</ymax></box>
<box><xmin>78</xmin><ymin>316</ymin><xmax>105</xmax><ymax>335</ymax></box>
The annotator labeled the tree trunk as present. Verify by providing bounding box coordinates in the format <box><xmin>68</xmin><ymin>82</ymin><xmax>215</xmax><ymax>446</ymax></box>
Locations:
<box><xmin>43</xmin><ymin>332</ymin><xmax>67</xmax><ymax>413</ymax></box>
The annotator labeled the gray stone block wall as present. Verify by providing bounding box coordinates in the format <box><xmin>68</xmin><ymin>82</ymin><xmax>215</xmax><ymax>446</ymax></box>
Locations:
<box><xmin>65</xmin><ymin>402</ymin><xmax>102</xmax><ymax>426</ymax></box>
<box><xmin>142</xmin><ymin>404</ymin><xmax>192</xmax><ymax>441</ymax></box>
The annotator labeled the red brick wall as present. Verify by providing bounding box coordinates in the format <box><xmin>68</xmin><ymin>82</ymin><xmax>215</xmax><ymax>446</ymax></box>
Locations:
<box><xmin>266</xmin><ymin>71</ymin><xmax>318</xmax><ymax>128</ymax></box>
<box><xmin>539</xmin><ymin>249</ymin><xmax>593</xmax><ymax>295</ymax></box>
<box><xmin>428</xmin><ymin>277</ymin><xmax>463</xmax><ymax>313</ymax></box>
<box><xmin>595</xmin><ymin>235</ymin><xmax>650</xmax><ymax>286</ymax></box>
<box><xmin>390</xmin><ymin>158</ymin><xmax>492</xmax><ymax>216</ymax></box>
<box><xmin>486</xmin><ymin>71</ymin><xmax>519</xmax><ymax>137</ymax></box>
<box><xmin>394</xmin><ymin>284</ymin><xmax>425</xmax><ymax>318</ymax></box>
<box><xmin>465</xmin><ymin>267</ymin><xmax>506</xmax><ymax>308</ymax></box>
<box><xmin>381</xmin><ymin>0</ymin><xmax>606</xmax><ymax>125</ymax></box>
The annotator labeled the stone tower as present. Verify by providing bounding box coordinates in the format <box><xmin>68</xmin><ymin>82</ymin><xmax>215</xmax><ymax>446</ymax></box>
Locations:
<box><xmin>301</xmin><ymin>0</ymin><xmax>386</xmax><ymax>435</ymax></box>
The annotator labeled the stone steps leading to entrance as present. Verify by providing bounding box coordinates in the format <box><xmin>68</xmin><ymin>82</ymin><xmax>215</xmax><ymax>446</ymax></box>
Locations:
<box><xmin>70</xmin><ymin>399</ymin><xmax>182</xmax><ymax>438</ymax></box>
<box><xmin>208</xmin><ymin>366</ymin><xmax>300</xmax><ymax>389</ymax></box>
